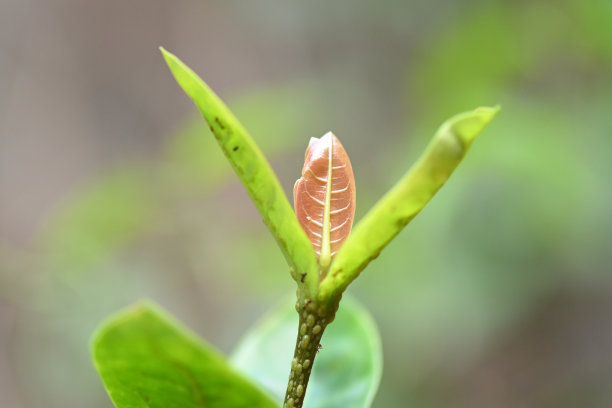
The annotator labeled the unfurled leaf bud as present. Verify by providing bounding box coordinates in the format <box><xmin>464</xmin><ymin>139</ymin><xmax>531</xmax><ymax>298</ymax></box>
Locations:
<box><xmin>293</xmin><ymin>132</ymin><xmax>356</xmax><ymax>272</ymax></box>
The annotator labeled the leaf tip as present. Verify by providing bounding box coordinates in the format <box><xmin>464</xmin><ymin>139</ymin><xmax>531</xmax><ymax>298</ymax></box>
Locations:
<box><xmin>447</xmin><ymin>104</ymin><xmax>501</xmax><ymax>145</ymax></box>
<box><xmin>159</xmin><ymin>46</ymin><xmax>176</xmax><ymax>67</ymax></box>
<box><xmin>159</xmin><ymin>46</ymin><xmax>171</xmax><ymax>56</ymax></box>
<box><xmin>90</xmin><ymin>300</ymin><xmax>159</xmax><ymax>352</ymax></box>
<box><xmin>474</xmin><ymin>104</ymin><xmax>501</xmax><ymax>123</ymax></box>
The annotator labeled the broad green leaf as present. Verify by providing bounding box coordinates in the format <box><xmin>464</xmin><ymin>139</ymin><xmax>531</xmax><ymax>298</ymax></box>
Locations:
<box><xmin>231</xmin><ymin>295</ymin><xmax>382</xmax><ymax>408</ymax></box>
<box><xmin>92</xmin><ymin>301</ymin><xmax>278</xmax><ymax>408</ymax></box>
<box><xmin>160</xmin><ymin>48</ymin><xmax>319</xmax><ymax>297</ymax></box>
<box><xmin>318</xmin><ymin>106</ymin><xmax>500</xmax><ymax>303</ymax></box>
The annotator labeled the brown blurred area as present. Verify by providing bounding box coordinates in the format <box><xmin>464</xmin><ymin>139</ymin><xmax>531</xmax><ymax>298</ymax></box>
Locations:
<box><xmin>1</xmin><ymin>0</ymin><xmax>612</xmax><ymax>407</ymax></box>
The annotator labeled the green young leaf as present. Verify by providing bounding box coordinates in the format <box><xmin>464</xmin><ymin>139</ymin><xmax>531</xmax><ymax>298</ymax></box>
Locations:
<box><xmin>91</xmin><ymin>301</ymin><xmax>278</xmax><ymax>408</ymax></box>
<box><xmin>317</xmin><ymin>106</ymin><xmax>500</xmax><ymax>303</ymax></box>
<box><xmin>231</xmin><ymin>295</ymin><xmax>382</xmax><ymax>408</ymax></box>
<box><xmin>160</xmin><ymin>47</ymin><xmax>319</xmax><ymax>297</ymax></box>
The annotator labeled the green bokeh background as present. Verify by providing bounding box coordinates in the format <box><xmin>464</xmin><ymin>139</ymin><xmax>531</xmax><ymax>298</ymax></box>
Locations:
<box><xmin>1</xmin><ymin>1</ymin><xmax>611</xmax><ymax>407</ymax></box>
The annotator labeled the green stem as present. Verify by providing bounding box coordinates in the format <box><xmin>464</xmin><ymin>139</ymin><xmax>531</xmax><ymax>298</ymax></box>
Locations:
<box><xmin>283</xmin><ymin>300</ymin><xmax>334</xmax><ymax>408</ymax></box>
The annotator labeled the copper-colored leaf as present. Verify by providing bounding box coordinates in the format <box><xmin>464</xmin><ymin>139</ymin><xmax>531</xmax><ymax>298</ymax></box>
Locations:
<box><xmin>294</xmin><ymin>132</ymin><xmax>356</xmax><ymax>272</ymax></box>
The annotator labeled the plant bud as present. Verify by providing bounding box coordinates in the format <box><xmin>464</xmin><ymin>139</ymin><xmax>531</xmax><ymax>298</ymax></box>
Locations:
<box><xmin>293</xmin><ymin>132</ymin><xmax>356</xmax><ymax>271</ymax></box>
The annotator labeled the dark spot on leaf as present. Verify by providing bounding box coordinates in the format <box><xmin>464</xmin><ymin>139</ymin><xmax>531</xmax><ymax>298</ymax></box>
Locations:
<box><xmin>300</xmin><ymin>273</ymin><xmax>306</xmax><ymax>283</ymax></box>
<box><xmin>233</xmin><ymin>146</ymin><xmax>239</xmax><ymax>151</ymax></box>
<box><xmin>396</xmin><ymin>216</ymin><xmax>414</xmax><ymax>228</ymax></box>
<box><xmin>214</xmin><ymin>117</ymin><xmax>226</xmax><ymax>130</ymax></box>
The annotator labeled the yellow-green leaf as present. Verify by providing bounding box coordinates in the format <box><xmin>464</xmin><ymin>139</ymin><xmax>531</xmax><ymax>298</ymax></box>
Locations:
<box><xmin>160</xmin><ymin>47</ymin><xmax>319</xmax><ymax>297</ymax></box>
<box><xmin>318</xmin><ymin>106</ymin><xmax>500</xmax><ymax>303</ymax></box>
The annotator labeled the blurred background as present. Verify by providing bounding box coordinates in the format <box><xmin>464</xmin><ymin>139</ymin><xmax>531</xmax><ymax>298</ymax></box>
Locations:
<box><xmin>1</xmin><ymin>0</ymin><xmax>611</xmax><ymax>407</ymax></box>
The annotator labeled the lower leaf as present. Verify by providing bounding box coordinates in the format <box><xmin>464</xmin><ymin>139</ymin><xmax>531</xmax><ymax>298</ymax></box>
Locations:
<box><xmin>91</xmin><ymin>301</ymin><xmax>278</xmax><ymax>408</ymax></box>
<box><xmin>231</xmin><ymin>295</ymin><xmax>382</xmax><ymax>408</ymax></box>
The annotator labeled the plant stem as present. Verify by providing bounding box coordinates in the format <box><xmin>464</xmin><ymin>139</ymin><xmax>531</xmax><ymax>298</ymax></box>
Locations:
<box><xmin>282</xmin><ymin>300</ymin><xmax>331</xmax><ymax>408</ymax></box>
